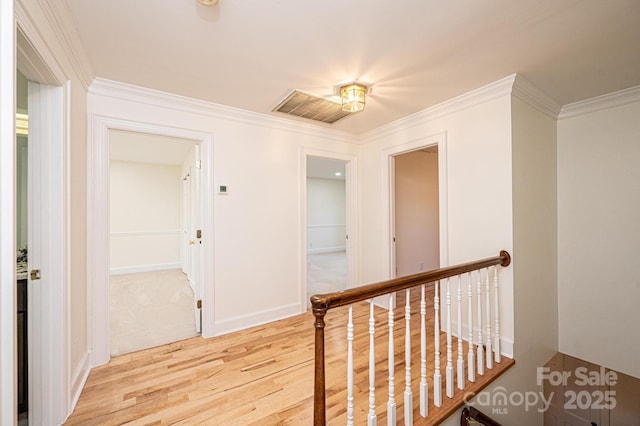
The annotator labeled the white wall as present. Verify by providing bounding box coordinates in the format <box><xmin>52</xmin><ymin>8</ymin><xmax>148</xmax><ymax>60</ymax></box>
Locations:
<box><xmin>1</xmin><ymin>1</ymin><xmax>94</xmax><ymax>422</ymax></box>
<box><xmin>306</xmin><ymin>177</ymin><xmax>346</xmax><ymax>253</ymax></box>
<box><xmin>394</xmin><ymin>149</ymin><xmax>439</xmax><ymax>276</ymax></box>
<box><xmin>109</xmin><ymin>160</ymin><xmax>182</xmax><ymax>273</ymax></box>
<box><xmin>467</xmin><ymin>95</ymin><xmax>559</xmax><ymax>425</ymax></box>
<box><xmin>558</xmin><ymin>97</ymin><xmax>640</xmax><ymax>379</ymax></box>
<box><xmin>359</xmin><ymin>85</ymin><xmax>515</xmax><ymax>351</ymax></box>
<box><xmin>88</xmin><ymin>79</ymin><xmax>359</xmax><ymax>336</ymax></box>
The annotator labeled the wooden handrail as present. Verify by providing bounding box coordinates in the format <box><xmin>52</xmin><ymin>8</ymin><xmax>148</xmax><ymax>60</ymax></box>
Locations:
<box><xmin>311</xmin><ymin>250</ymin><xmax>510</xmax><ymax>312</ymax></box>
<box><xmin>311</xmin><ymin>250</ymin><xmax>511</xmax><ymax>425</ymax></box>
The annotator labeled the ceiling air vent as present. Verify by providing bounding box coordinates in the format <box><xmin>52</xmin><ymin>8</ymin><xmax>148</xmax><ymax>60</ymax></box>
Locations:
<box><xmin>273</xmin><ymin>90</ymin><xmax>351</xmax><ymax>124</ymax></box>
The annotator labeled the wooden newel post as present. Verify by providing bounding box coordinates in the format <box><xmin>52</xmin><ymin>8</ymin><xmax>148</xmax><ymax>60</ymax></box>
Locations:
<box><xmin>313</xmin><ymin>306</ymin><xmax>327</xmax><ymax>425</ymax></box>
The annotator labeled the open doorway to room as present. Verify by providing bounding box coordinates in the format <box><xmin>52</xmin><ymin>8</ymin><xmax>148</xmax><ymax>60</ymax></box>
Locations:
<box><xmin>392</xmin><ymin>145</ymin><xmax>440</xmax><ymax>278</ymax></box>
<box><xmin>108</xmin><ymin>130</ymin><xmax>201</xmax><ymax>356</ymax></box>
<box><xmin>15</xmin><ymin>69</ymin><xmax>29</xmax><ymax>426</ymax></box>
<box><xmin>306</xmin><ymin>157</ymin><xmax>349</xmax><ymax>298</ymax></box>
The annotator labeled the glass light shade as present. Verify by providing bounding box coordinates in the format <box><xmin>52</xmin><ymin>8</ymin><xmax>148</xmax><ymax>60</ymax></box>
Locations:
<box><xmin>340</xmin><ymin>83</ymin><xmax>366</xmax><ymax>113</ymax></box>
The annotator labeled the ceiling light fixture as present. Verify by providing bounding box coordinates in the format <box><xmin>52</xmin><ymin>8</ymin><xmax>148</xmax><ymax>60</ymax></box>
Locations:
<box><xmin>197</xmin><ymin>0</ymin><xmax>219</xmax><ymax>6</ymax></box>
<box><xmin>340</xmin><ymin>83</ymin><xmax>367</xmax><ymax>113</ymax></box>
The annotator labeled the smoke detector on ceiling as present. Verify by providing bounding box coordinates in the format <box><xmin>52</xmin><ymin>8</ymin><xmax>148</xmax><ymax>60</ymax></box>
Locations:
<box><xmin>197</xmin><ymin>0</ymin><xmax>218</xmax><ymax>6</ymax></box>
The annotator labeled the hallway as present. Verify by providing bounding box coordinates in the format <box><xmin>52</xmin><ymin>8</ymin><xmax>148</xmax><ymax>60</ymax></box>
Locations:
<box><xmin>67</xmin><ymin>288</ymin><xmax>513</xmax><ymax>425</ymax></box>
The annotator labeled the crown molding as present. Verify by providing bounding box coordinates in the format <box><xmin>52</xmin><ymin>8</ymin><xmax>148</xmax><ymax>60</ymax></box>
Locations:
<box><xmin>558</xmin><ymin>85</ymin><xmax>640</xmax><ymax>120</ymax></box>
<box><xmin>15</xmin><ymin>0</ymin><xmax>94</xmax><ymax>90</ymax></box>
<box><xmin>511</xmin><ymin>74</ymin><xmax>562</xmax><ymax>119</ymax></box>
<box><xmin>362</xmin><ymin>74</ymin><xmax>518</xmax><ymax>143</ymax></box>
<box><xmin>89</xmin><ymin>78</ymin><xmax>359</xmax><ymax>145</ymax></box>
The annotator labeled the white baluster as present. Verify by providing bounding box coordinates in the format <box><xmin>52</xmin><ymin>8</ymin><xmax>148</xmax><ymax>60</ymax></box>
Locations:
<box><xmin>445</xmin><ymin>278</ymin><xmax>454</xmax><ymax>398</ymax></box>
<box><xmin>456</xmin><ymin>275</ymin><xmax>465</xmax><ymax>390</ymax></box>
<box><xmin>494</xmin><ymin>265</ymin><xmax>501</xmax><ymax>363</ymax></box>
<box><xmin>347</xmin><ymin>306</ymin><xmax>354</xmax><ymax>426</ymax></box>
<box><xmin>467</xmin><ymin>272</ymin><xmax>475</xmax><ymax>383</ymax></box>
<box><xmin>476</xmin><ymin>270</ymin><xmax>484</xmax><ymax>376</ymax></box>
<box><xmin>404</xmin><ymin>289</ymin><xmax>413</xmax><ymax>425</ymax></box>
<box><xmin>368</xmin><ymin>302</ymin><xmax>377</xmax><ymax>426</ymax></box>
<box><xmin>387</xmin><ymin>294</ymin><xmax>396</xmax><ymax>426</ymax></box>
<box><xmin>419</xmin><ymin>285</ymin><xmax>428</xmax><ymax>417</ymax></box>
<box><xmin>433</xmin><ymin>281</ymin><xmax>442</xmax><ymax>407</ymax></box>
<box><xmin>485</xmin><ymin>268</ymin><xmax>493</xmax><ymax>370</ymax></box>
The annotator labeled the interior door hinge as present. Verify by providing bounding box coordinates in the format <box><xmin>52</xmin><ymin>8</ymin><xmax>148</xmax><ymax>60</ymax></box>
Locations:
<box><xmin>197</xmin><ymin>300</ymin><xmax>202</xmax><ymax>309</ymax></box>
<box><xmin>195</xmin><ymin>160</ymin><xmax>202</xmax><ymax>169</ymax></box>
<box><xmin>30</xmin><ymin>269</ymin><xmax>41</xmax><ymax>280</ymax></box>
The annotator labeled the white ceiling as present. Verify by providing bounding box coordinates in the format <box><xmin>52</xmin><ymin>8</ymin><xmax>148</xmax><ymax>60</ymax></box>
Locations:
<box><xmin>64</xmin><ymin>0</ymin><xmax>640</xmax><ymax>135</ymax></box>
<box><xmin>109</xmin><ymin>130</ymin><xmax>196</xmax><ymax>165</ymax></box>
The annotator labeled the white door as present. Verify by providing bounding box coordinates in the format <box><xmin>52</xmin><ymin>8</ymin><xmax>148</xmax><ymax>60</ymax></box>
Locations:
<box><xmin>27</xmin><ymin>80</ymin><xmax>69</xmax><ymax>425</ymax></box>
<box><xmin>191</xmin><ymin>145</ymin><xmax>202</xmax><ymax>333</ymax></box>
<box><xmin>182</xmin><ymin>172</ymin><xmax>191</xmax><ymax>276</ymax></box>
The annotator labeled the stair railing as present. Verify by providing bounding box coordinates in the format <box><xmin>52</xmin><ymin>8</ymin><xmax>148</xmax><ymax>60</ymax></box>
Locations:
<box><xmin>311</xmin><ymin>250</ymin><xmax>511</xmax><ymax>425</ymax></box>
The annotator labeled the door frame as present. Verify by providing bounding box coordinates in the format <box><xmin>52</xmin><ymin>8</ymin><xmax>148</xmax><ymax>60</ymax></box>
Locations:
<box><xmin>299</xmin><ymin>148</ymin><xmax>358</xmax><ymax>310</ymax></box>
<box><xmin>383</xmin><ymin>132</ymin><xmax>449</xmax><ymax>278</ymax></box>
<box><xmin>0</xmin><ymin>1</ymin><xmax>16</xmax><ymax>423</ymax></box>
<box><xmin>10</xmin><ymin>17</ymin><xmax>72</xmax><ymax>425</ymax></box>
<box><xmin>88</xmin><ymin>117</ymin><xmax>214</xmax><ymax>366</ymax></box>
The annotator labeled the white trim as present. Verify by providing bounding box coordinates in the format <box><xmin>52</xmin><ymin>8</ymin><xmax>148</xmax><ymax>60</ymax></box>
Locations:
<box><xmin>88</xmin><ymin>116</ymin><xmax>215</xmax><ymax>366</ymax></box>
<box><xmin>451</xmin><ymin>330</ymin><xmax>515</xmax><ymax>360</ymax></box>
<box><xmin>214</xmin><ymin>303</ymin><xmax>301</xmax><ymax>336</ymax></box>
<box><xmin>14</xmin><ymin>0</ymin><xmax>93</xmax><ymax>90</ymax></box>
<box><xmin>110</xmin><ymin>262</ymin><xmax>182</xmax><ymax>275</ymax></box>
<box><xmin>40</xmin><ymin>1</ymin><xmax>94</xmax><ymax>89</ymax></box>
<box><xmin>300</xmin><ymin>148</ymin><xmax>359</xmax><ymax>312</ymax></box>
<box><xmin>511</xmin><ymin>74</ymin><xmax>562</xmax><ymax>119</ymax></box>
<box><xmin>558</xmin><ymin>84</ymin><xmax>640</xmax><ymax>119</ymax></box>
<box><xmin>363</xmin><ymin>75</ymin><xmax>517</xmax><ymax>142</ymax></box>
<box><xmin>0</xmin><ymin>2</ymin><xmax>16</xmax><ymax>424</ymax></box>
<box><xmin>307</xmin><ymin>246</ymin><xmax>347</xmax><ymax>255</ymax></box>
<box><xmin>306</xmin><ymin>224</ymin><xmax>346</xmax><ymax>229</ymax></box>
<box><xmin>90</xmin><ymin>78</ymin><xmax>359</xmax><ymax>145</ymax></box>
<box><xmin>110</xmin><ymin>230</ymin><xmax>180</xmax><ymax>237</ymax></box>
<box><xmin>69</xmin><ymin>351</ymin><xmax>90</xmax><ymax>413</ymax></box>
<box><xmin>382</xmin><ymin>133</ymin><xmax>449</xmax><ymax>280</ymax></box>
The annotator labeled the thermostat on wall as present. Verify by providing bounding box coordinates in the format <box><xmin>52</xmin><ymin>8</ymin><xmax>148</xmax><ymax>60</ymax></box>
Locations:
<box><xmin>217</xmin><ymin>185</ymin><xmax>229</xmax><ymax>194</ymax></box>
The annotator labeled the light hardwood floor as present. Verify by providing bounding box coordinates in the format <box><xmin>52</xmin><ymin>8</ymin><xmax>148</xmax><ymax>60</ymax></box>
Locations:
<box><xmin>66</xmin><ymin>287</ymin><xmax>513</xmax><ymax>425</ymax></box>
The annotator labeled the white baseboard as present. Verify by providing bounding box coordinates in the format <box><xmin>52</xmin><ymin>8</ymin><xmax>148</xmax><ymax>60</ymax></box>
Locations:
<box><xmin>448</xmin><ymin>320</ymin><xmax>515</xmax><ymax>359</ymax></box>
<box><xmin>307</xmin><ymin>246</ymin><xmax>346</xmax><ymax>255</ymax></box>
<box><xmin>110</xmin><ymin>262</ymin><xmax>182</xmax><ymax>275</ymax></box>
<box><xmin>215</xmin><ymin>303</ymin><xmax>301</xmax><ymax>336</ymax></box>
<box><xmin>69</xmin><ymin>351</ymin><xmax>91</xmax><ymax>415</ymax></box>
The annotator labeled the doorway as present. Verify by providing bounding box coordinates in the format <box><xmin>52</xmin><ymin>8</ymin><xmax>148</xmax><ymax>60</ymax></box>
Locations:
<box><xmin>15</xmin><ymin>69</ymin><xmax>29</xmax><ymax>425</ymax></box>
<box><xmin>306</xmin><ymin>157</ymin><xmax>348</xmax><ymax>297</ymax></box>
<box><xmin>90</xmin><ymin>117</ymin><xmax>214</xmax><ymax>366</ymax></box>
<box><xmin>301</xmin><ymin>151</ymin><xmax>357</xmax><ymax>309</ymax></box>
<box><xmin>108</xmin><ymin>130</ymin><xmax>201</xmax><ymax>356</ymax></box>
<box><xmin>392</xmin><ymin>146</ymin><xmax>440</xmax><ymax>277</ymax></box>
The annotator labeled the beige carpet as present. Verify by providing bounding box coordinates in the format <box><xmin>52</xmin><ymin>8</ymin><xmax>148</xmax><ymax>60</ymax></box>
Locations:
<box><xmin>307</xmin><ymin>251</ymin><xmax>347</xmax><ymax>298</ymax></box>
<box><xmin>110</xmin><ymin>269</ymin><xmax>198</xmax><ymax>357</ymax></box>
